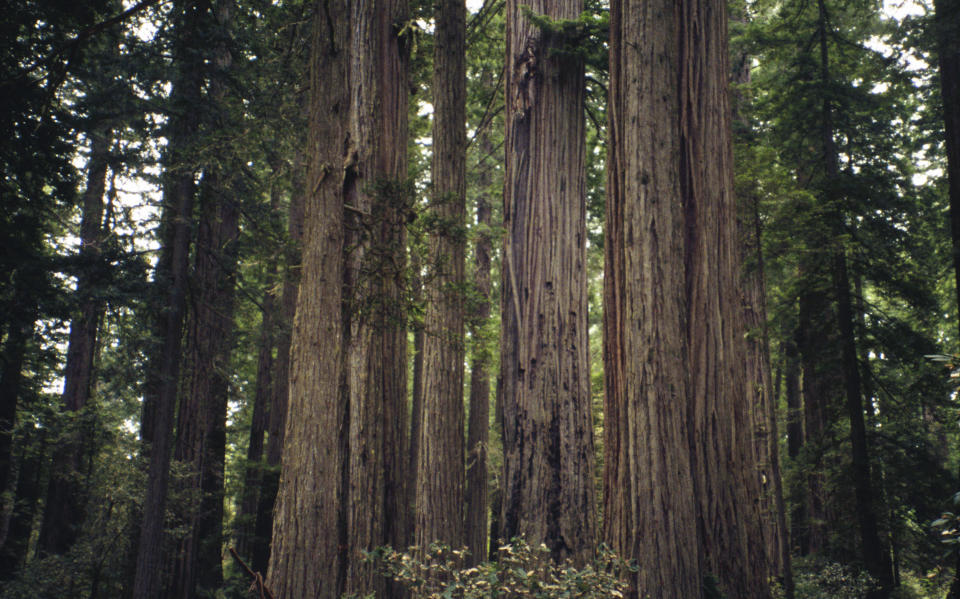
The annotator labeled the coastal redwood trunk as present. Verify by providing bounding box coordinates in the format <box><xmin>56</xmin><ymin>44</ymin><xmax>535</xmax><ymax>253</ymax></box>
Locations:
<box><xmin>796</xmin><ymin>266</ymin><xmax>835</xmax><ymax>555</ymax></box>
<box><xmin>605</xmin><ymin>0</ymin><xmax>771</xmax><ymax>596</ymax></box>
<box><xmin>731</xmin><ymin>18</ymin><xmax>791</xmax><ymax>592</ymax></box>
<box><xmin>942</xmin><ymin>10</ymin><xmax>960</xmax><ymax>597</ymax></box>
<box><xmin>500</xmin><ymin>0</ymin><xmax>596</xmax><ymax>564</ymax></box>
<box><xmin>267</xmin><ymin>1</ymin><xmax>409</xmax><ymax>596</ymax></box>
<box><xmin>0</xmin><ymin>425</ymin><xmax>45</xmax><ymax>579</ymax></box>
<box><xmin>679</xmin><ymin>2</ymin><xmax>768</xmax><ymax>594</ymax></box>
<box><xmin>465</xmin><ymin>140</ymin><xmax>494</xmax><ymax>565</ymax></box>
<box><xmin>784</xmin><ymin>334</ymin><xmax>805</xmax><ymax>553</ymax></box>
<box><xmin>37</xmin><ymin>125</ymin><xmax>110</xmax><ymax>557</ymax></box>
<box><xmin>132</xmin><ymin>2</ymin><xmax>205</xmax><ymax>596</ymax></box>
<box><xmin>416</xmin><ymin>0</ymin><xmax>467</xmax><ymax>551</ymax></box>
<box><xmin>740</xmin><ymin>191</ymin><xmax>792</xmax><ymax>595</ymax></box>
<box><xmin>604</xmin><ymin>1</ymin><xmax>701</xmax><ymax>594</ymax></box>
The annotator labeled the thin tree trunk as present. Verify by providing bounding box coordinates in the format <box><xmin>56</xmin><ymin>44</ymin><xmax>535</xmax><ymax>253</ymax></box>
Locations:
<box><xmin>416</xmin><ymin>0</ymin><xmax>467</xmax><ymax>552</ymax></box>
<box><xmin>131</xmin><ymin>2</ymin><xmax>206</xmax><ymax>596</ymax></box>
<box><xmin>166</xmin><ymin>2</ymin><xmax>239</xmax><ymax>594</ymax></box>
<box><xmin>251</xmin><ymin>168</ymin><xmax>304</xmax><ymax>576</ymax></box>
<box><xmin>0</xmin><ymin>280</ymin><xmax>36</xmax><ymax>513</ymax></box>
<box><xmin>408</xmin><ymin>259</ymin><xmax>424</xmax><ymax>523</ymax></box>
<box><xmin>465</xmin><ymin>140</ymin><xmax>494</xmax><ymax>566</ymax></box>
<box><xmin>730</xmin><ymin>12</ymin><xmax>790</xmax><ymax>591</ymax></box>
<box><xmin>500</xmin><ymin>0</ymin><xmax>596</xmax><ymax>564</ymax></box>
<box><xmin>235</xmin><ymin>235</ymin><xmax>277</xmax><ymax>561</ymax></box>
<box><xmin>816</xmin><ymin>0</ymin><xmax>892</xmax><ymax>593</ymax></box>
<box><xmin>783</xmin><ymin>334</ymin><xmax>804</xmax><ymax>555</ymax></box>
<box><xmin>38</xmin><ymin>124</ymin><xmax>111</xmax><ymax>558</ymax></box>
<box><xmin>0</xmin><ymin>426</ymin><xmax>46</xmax><ymax>579</ymax></box>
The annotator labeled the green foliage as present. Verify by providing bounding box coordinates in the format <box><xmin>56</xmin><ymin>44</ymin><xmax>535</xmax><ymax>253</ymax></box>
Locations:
<box><xmin>358</xmin><ymin>539</ymin><xmax>632</xmax><ymax>599</ymax></box>
<box><xmin>787</xmin><ymin>559</ymin><xmax>878</xmax><ymax>599</ymax></box>
<box><xmin>518</xmin><ymin>4</ymin><xmax>608</xmax><ymax>74</ymax></box>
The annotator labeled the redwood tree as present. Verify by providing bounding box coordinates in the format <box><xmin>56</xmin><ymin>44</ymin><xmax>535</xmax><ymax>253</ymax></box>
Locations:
<box><xmin>604</xmin><ymin>0</ymin><xmax>771</xmax><ymax>596</ymax></box>
<box><xmin>415</xmin><ymin>0</ymin><xmax>467</xmax><ymax>551</ymax></box>
<box><xmin>499</xmin><ymin>0</ymin><xmax>596</xmax><ymax>564</ymax></box>
<box><xmin>267</xmin><ymin>0</ymin><xmax>410</xmax><ymax>596</ymax></box>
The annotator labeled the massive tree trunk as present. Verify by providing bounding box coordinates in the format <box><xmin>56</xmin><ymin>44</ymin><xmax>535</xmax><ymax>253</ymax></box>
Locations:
<box><xmin>465</xmin><ymin>140</ymin><xmax>494</xmax><ymax>565</ymax></box>
<box><xmin>267</xmin><ymin>1</ymin><xmax>409</xmax><ymax>596</ymax></box>
<box><xmin>605</xmin><ymin>0</ymin><xmax>770</xmax><ymax>596</ymax></box>
<box><xmin>131</xmin><ymin>2</ymin><xmax>206</xmax><ymax>597</ymax></box>
<box><xmin>499</xmin><ymin>0</ymin><xmax>596</xmax><ymax>564</ymax></box>
<box><xmin>605</xmin><ymin>2</ymin><xmax>701</xmax><ymax>594</ymax></box>
<box><xmin>37</xmin><ymin>124</ymin><xmax>111</xmax><ymax>558</ymax></box>
<box><xmin>415</xmin><ymin>0</ymin><xmax>467</xmax><ymax>552</ymax></box>
<box><xmin>679</xmin><ymin>2</ymin><xmax>769</xmax><ymax>593</ymax></box>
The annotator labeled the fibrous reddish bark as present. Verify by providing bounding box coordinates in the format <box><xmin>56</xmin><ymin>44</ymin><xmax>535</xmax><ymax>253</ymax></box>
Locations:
<box><xmin>500</xmin><ymin>0</ymin><xmax>596</xmax><ymax>564</ymax></box>
<box><xmin>267</xmin><ymin>1</ymin><xmax>409</xmax><ymax>596</ymax></box>
<box><xmin>605</xmin><ymin>0</ymin><xmax>771</xmax><ymax>596</ymax></box>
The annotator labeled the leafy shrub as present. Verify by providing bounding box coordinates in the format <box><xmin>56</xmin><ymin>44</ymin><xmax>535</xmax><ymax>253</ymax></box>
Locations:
<box><xmin>362</xmin><ymin>538</ymin><xmax>632</xmax><ymax>598</ymax></box>
<box><xmin>791</xmin><ymin>559</ymin><xmax>878</xmax><ymax>599</ymax></box>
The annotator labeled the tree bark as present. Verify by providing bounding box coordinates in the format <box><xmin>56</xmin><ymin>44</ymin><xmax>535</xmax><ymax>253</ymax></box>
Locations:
<box><xmin>678</xmin><ymin>2</ymin><xmax>769</xmax><ymax>594</ymax></box>
<box><xmin>783</xmin><ymin>334</ymin><xmax>805</xmax><ymax>554</ymax></box>
<box><xmin>605</xmin><ymin>0</ymin><xmax>771</xmax><ymax>596</ymax></box>
<box><xmin>416</xmin><ymin>0</ymin><xmax>467</xmax><ymax>552</ymax></box>
<box><xmin>0</xmin><ymin>426</ymin><xmax>45</xmax><ymax>579</ymax></box>
<box><xmin>236</xmin><ymin>210</ymin><xmax>278</xmax><ymax>562</ymax></box>
<box><xmin>934</xmin><ymin>0</ymin><xmax>960</xmax><ymax>341</ymax></box>
<box><xmin>500</xmin><ymin>0</ymin><xmax>596</xmax><ymax>564</ymax></box>
<box><xmin>267</xmin><ymin>1</ymin><xmax>409</xmax><ymax>596</ymax></box>
<box><xmin>939</xmin><ymin>0</ymin><xmax>960</xmax><ymax>586</ymax></box>
<box><xmin>605</xmin><ymin>2</ymin><xmax>701</xmax><ymax>594</ymax></box>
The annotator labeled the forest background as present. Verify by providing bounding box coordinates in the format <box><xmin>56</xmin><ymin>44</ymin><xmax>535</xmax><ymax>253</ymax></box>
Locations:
<box><xmin>1</xmin><ymin>0</ymin><xmax>960</xmax><ymax>597</ymax></box>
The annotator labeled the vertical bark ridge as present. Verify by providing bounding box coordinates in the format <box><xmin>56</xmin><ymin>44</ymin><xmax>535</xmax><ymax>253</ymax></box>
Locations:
<box><xmin>266</xmin><ymin>1</ymin><xmax>348</xmax><ymax>596</ymax></box>
<box><xmin>268</xmin><ymin>1</ymin><xmax>409</xmax><ymax>596</ymax></box>
<box><xmin>500</xmin><ymin>0</ymin><xmax>596</xmax><ymax>564</ymax></box>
